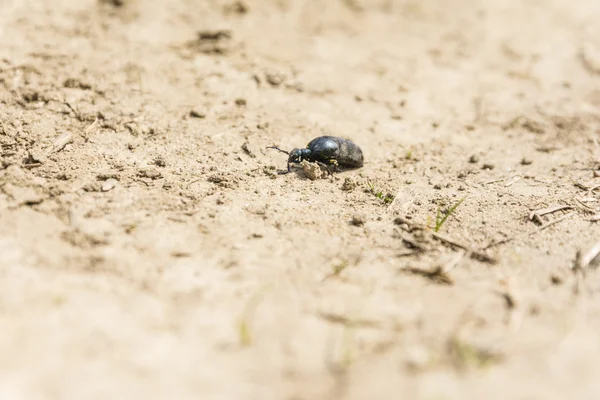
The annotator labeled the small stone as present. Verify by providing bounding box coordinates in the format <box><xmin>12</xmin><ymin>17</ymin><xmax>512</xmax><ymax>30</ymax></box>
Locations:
<box><xmin>235</xmin><ymin>98</ymin><xmax>247</xmax><ymax>106</ymax></box>
<box><xmin>153</xmin><ymin>156</ymin><xmax>166</xmax><ymax>167</ymax></box>
<box><xmin>350</xmin><ymin>213</ymin><xmax>366</xmax><ymax>226</ymax></box>
<box><xmin>137</xmin><ymin>168</ymin><xmax>162</xmax><ymax>180</ymax></box>
<box><xmin>482</xmin><ymin>163</ymin><xmax>495</xmax><ymax>170</ymax></box>
<box><xmin>101</xmin><ymin>179</ymin><xmax>118</xmax><ymax>192</ymax></box>
<box><xmin>82</xmin><ymin>182</ymin><xmax>102</xmax><ymax>192</ymax></box>
<box><xmin>100</xmin><ymin>0</ymin><xmax>126</xmax><ymax>6</ymax></box>
<box><xmin>341</xmin><ymin>177</ymin><xmax>357</xmax><ymax>191</ymax></box>
<box><xmin>265</xmin><ymin>71</ymin><xmax>285</xmax><ymax>86</ymax></box>
<box><xmin>223</xmin><ymin>0</ymin><xmax>248</xmax><ymax>14</ymax></box>
<box><xmin>96</xmin><ymin>171</ymin><xmax>120</xmax><ymax>181</ymax></box>
<box><xmin>521</xmin><ymin>157</ymin><xmax>533</xmax><ymax>165</ymax></box>
<box><xmin>263</xmin><ymin>165</ymin><xmax>277</xmax><ymax>178</ymax></box>
<box><xmin>190</xmin><ymin>109</ymin><xmax>206</xmax><ymax>118</ymax></box>
<box><xmin>241</xmin><ymin>142</ymin><xmax>256</xmax><ymax>158</ymax></box>
<box><xmin>581</xmin><ymin>41</ymin><xmax>600</xmax><ymax>74</ymax></box>
<box><xmin>257</xmin><ymin>122</ymin><xmax>269</xmax><ymax>130</ymax></box>
<box><xmin>4</xmin><ymin>184</ymin><xmax>44</xmax><ymax>205</ymax></box>
<box><xmin>25</xmin><ymin>148</ymin><xmax>47</xmax><ymax>165</ymax></box>
<box><xmin>550</xmin><ymin>274</ymin><xmax>563</xmax><ymax>285</ymax></box>
<box><xmin>468</xmin><ymin>155</ymin><xmax>479</xmax><ymax>163</ymax></box>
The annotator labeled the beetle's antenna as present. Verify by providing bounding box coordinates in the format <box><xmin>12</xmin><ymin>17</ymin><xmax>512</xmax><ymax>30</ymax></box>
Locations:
<box><xmin>266</xmin><ymin>146</ymin><xmax>289</xmax><ymax>155</ymax></box>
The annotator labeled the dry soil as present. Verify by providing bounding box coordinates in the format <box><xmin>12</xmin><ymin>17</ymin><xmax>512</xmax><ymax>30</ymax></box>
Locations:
<box><xmin>2</xmin><ymin>0</ymin><xmax>600</xmax><ymax>399</ymax></box>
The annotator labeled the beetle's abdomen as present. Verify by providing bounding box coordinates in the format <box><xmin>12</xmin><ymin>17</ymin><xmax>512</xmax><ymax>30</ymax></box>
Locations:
<box><xmin>306</xmin><ymin>136</ymin><xmax>364</xmax><ymax>168</ymax></box>
<box><xmin>333</xmin><ymin>137</ymin><xmax>363</xmax><ymax>167</ymax></box>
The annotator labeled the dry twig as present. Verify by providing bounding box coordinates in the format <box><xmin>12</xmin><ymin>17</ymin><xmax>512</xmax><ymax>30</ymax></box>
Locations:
<box><xmin>529</xmin><ymin>204</ymin><xmax>572</xmax><ymax>225</ymax></box>
<box><xmin>47</xmin><ymin>131</ymin><xmax>73</xmax><ymax>154</ymax></box>
<box><xmin>432</xmin><ymin>232</ymin><xmax>497</xmax><ymax>264</ymax></box>
<box><xmin>486</xmin><ymin>212</ymin><xmax>576</xmax><ymax>249</ymax></box>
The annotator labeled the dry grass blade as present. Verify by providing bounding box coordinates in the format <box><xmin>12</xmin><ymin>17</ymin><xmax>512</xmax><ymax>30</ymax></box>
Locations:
<box><xmin>47</xmin><ymin>131</ymin><xmax>73</xmax><ymax>154</ymax></box>
<box><xmin>482</xmin><ymin>174</ymin><xmax>521</xmax><ymax>186</ymax></box>
<box><xmin>575</xmin><ymin>241</ymin><xmax>600</xmax><ymax>270</ymax></box>
<box><xmin>505</xmin><ymin>176</ymin><xmax>522</xmax><ymax>187</ymax></box>
<box><xmin>402</xmin><ymin>250</ymin><xmax>466</xmax><ymax>285</ymax></box>
<box><xmin>575</xmin><ymin>198</ymin><xmax>597</xmax><ymax>213</ymax></box>
<box><xmin>319</xmin><ymin>312</ymin><xmax>382</xmax><ymax>329</ymax></box>
<box><xmin>536</xmin><ymin>211</ymin><xmax>575</xmax><ymax>231</ymax></box>
<box><xmin>482</xmin><ymin>177</ymin><xmax>508</xmax><ymax>185</ymax></box>
<box><xmin>588</xmin><ymin>214</ymin><xmax>600</xmax><ymax>221</ymax></box>
<box><xmin>85</xmin><ymin>117</ymin><xmax>99</xmax><ymax>135</ymax></box>
<box><xmin>486</xmin><ymin>211</ymin><xmax>576</xmax><ymax>250</ymax></box>
<box><xmin>432</xmin><ymin>232</ymin><xmax>497</xmax><ymax>264</ymax></box>
<box><xmin>402</xmin><ymin>266</ymin><xmax>454</xmax><ymax>285</ymax></box>
<box><xmin>528</xmin><ymin>205</ymin><xmax>572</xmax><ymax>224</ymax></box>
<box><xmin>574</xmin><ymin>182</ymin><xmax>600</xmax><ymax>196</ymax></box>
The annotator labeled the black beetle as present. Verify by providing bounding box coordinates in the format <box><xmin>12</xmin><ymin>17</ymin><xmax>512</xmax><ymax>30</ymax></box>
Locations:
<box><xmin>267</xmin><ymin>136</ymin><xmax>364</xmax><ymax>174</ymax></box>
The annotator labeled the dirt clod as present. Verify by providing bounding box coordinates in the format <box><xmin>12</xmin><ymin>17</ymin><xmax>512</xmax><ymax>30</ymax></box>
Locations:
<box><xmin>101</xmin><ymin>179</ymin><xmax>118</xmax><ymax>192</ymax></box>
<box><xmin>301</xmin><ymin>160</ymin><xmax>325</xmax><ymax>180</ymax></box>
<box><xmin>350</xmin><ymin>213</ymin><xmax>366</xmax><ymax>226</ymax></box>
<box><xmin>265</xmin><ymin>71</ymin><xmax>285</xmax><ymax>86</ymax></box>
<box><xmin>137</xmin><ymin>168</ymin><xmax>162</xmax><ymax>180</ymax></box>
<box><xmin>341</xmin><ymin>177</ymin><xmax>357</xmax><ymax>191</ymax></box>
<box><xmin>195</xmin><ymin>30</ymin><xmax>233</xmax><ymax>54</ymax></box>
<box><xmin>190</xmin><ymin>109</ymin><xmax>206</xmax><ymax>118</ymax></box>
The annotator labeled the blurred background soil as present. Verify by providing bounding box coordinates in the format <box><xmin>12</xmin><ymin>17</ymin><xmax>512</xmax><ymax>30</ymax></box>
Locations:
<box><xmin>1</xmin><ymin>0</ymin><xmax>600</xmax><ymax>399</ymax></box>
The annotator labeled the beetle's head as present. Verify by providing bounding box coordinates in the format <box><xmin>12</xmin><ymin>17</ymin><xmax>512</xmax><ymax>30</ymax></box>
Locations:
<box><xmin>266</xmin><ymin>145</ymin><xmax>311</xmax><ymax>174</ymax></box>
<box><xmin>287</xmin><ymin>148</ymin><xmax>311</xmax><ymax>170</ymax></box>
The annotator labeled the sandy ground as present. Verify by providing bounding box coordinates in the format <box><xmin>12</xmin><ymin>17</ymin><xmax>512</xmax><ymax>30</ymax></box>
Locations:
<box><xmin>2</xmin><ymin>0</ymin><xmax>600</xmax><ymax>398</ymax></box>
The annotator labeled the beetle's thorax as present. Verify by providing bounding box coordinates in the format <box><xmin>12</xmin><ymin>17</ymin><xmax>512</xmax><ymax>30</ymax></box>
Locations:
<box><xmin>288</xmin><ymin>148</ymin><xmax>312</xmax><ymax>164</ymax></box>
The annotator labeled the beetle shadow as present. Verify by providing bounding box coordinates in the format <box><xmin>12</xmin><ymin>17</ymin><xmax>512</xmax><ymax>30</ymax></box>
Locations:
<box><xmin>276</xmin><ymin>164</ymin><xmax>360</xmax><ymax>178</ymax></box>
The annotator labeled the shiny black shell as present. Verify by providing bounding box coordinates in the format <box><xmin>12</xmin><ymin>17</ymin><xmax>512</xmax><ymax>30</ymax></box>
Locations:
<box><xmin>306</xmin><ymin>136</ymin><xmax>364</xmax><ymax>167</ymax></box>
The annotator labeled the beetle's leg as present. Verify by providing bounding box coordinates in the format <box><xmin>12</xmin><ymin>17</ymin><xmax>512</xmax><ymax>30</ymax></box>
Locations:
<box><xmin>329</xmin><ymin>159</ymin><xmax>339</xmax><ymax>173</ymax></box>
<box><xmin>315</xmin><ymin>161</ymin><xmax>333</xmax><ymax>175</ymax></box>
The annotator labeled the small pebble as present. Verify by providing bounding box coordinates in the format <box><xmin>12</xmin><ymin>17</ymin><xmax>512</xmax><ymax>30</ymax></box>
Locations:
<box><xmin>550</xmin><ymin>274</ymin><xmax>563</xmax><ymax>285</ymax></box>
<box><xmin>482</xmin><ymin>163</ymin><xmax>495</xmax><ymax>170</ymax></box>
<box><xmin>154</xmin><ymin>157</ymin><xmax>166</xmax><ymax>167</ymax></box>
<box><xmin>468</xmin><ymin>155</ymin><xmax>479</xmax><ymax>163</ymax></box>
<box><xmin>137</xmin><ymin>168</ymin><xmax>162</xmax><ymax>180</ymax></box>
<box><xmin>189</xmin><ymin>109</ymin><xmax>206</xmax><ymax>118</ymax></box>
<box><xmin>101</xmin><ymin>179</ymin><xmax>118</xmax><ymax>192</ymax></box>
<box><xmin>265</xmin><ymin>72</ymin><xmax>284</xmax><ymax>86</ymax></box>
<box><xmin>350</xmin><ymin>213</ymin><xmax>366</xmax><ymax>226</ymax></box>
<box><xmin>341</xmin><ymin>177</ymin><xmax>357</xmax><ymax>191</ymax></box>
<box><xmin>521</xmin><ymin>158</ymin><xmax>533</xmax><ymax>165</ymax></box>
